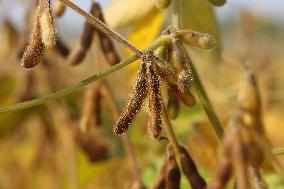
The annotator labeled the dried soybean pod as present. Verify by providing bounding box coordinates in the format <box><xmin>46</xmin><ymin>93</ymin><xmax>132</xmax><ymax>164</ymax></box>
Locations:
<box><xmin>67</xmin><ymin>3</ymin><xmax>97</xmax><ymax>65</ymax></box>
<box><xmin>237</xmin><ymin>70</ymin><xmax>264</xmax><ymax>167</ymax></box>
<box><xmin>55</xmin><ymin>37</ymin><xmax>70</xmax><ymax>57</ymax></box>
<box><xmin>80</xmin><ymin>3</ymin><xmax>97</xmax><ymax>49</ymax></box>
<box><xmin>208</xmin><ymin>129</ymin><xmax>234</xmax><ymax>189</ymax></box>
<box><xmin>92</xmin><ymin>2</ymin><xmax>121</xmax><ymax>66</ymax></box>
<box><xmin>175</xmin><ymin>30</ymin><xmax>216</xmax><ymax>50</ymax></box>
<box><xmin>208</xmin><ymin>0</ymin><xmax>226</xmax><ymax>7</ymax></box>
<box><xmin>39</xmin><ymin>0</ymin><xmax>56</xmax><ymax>49</ymax></box>
<box><xmin>179</xmin><ymin>145</ymin><xmax>207</xmax><ymax>189</ymax></box>
<box><xmin>166</xmin><ymin>145</ymin><xmax>181</xmax><ymax>189</ymax></box>
<box><xmin>113</xmin><ymin>62</ymin><xmax>147</xmax><ymax>135</ymax></box>
<box><xmin>54</xmin><ymin>0</ymin><xmax>65</xmax><ymax>17</ymax></box>
<box><xmin>232</xmin><ymin>131</ymin><xmax>250</xmax><ymax>189</ymax></box>
<box><xmin>145</xmin><ymin>52</ymin><xmax>163</xmax><ymax>139</ymax></box>
<box><xmin>21</xmin><ymin>9</ymin><xmax>45</xmax><ymax>68</ymax></box>
<box><xmin>155</xmin><ymin>0</ymin><xmax>171</xmax><ymax>10</ymax></box>
<box><xmin>76</xmin><ymin>130</ymin><xmax>109</xmax><ymax>162</ymax></box>
<box><xmin>167</xmin><ymin>88</ymin><xmax>180</xmax><ymax>120</ymax></box>
<box><xmin>152</xmin><ymin>158</ymin><xmax>168</xmax><ymax>189</ymax></box>
<box><xmin>67</xmin><ymin>45</ymin><xmax>87</xmax><ymax>65</ymax></box>
<box><xmin>80</xmin><ymin>82</ymin><xmax>102</xmax><ymax>132</ymax></box>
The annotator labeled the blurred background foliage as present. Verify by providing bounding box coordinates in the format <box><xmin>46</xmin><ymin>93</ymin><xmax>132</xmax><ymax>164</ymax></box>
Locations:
<box><xmin>0</xmin><ymin>0</ymin><xmax>284</xmax><ymax>188</ymax></box>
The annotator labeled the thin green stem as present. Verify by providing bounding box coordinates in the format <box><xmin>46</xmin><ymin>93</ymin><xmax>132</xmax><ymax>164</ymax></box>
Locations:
<box><xmin>161</xmin><ymin>100</ymin><xmax>181</xmax><ymax>159</ymax></box>
<box><xmin>0</xmin><ymin>36</ymin><xmax>170</xmax><ymax>115</ymax></box>
<box><xmin>172</xmin><ymin>0</ymin><xmax>181</xmax><ymax>28</ymax></box>
<box><xmin>273</xmin><ymin>147</ymin><xmax>284</xmax><ymax>155</ymax></box>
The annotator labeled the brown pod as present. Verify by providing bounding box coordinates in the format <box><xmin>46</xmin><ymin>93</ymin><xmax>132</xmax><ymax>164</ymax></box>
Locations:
<box><xmin>145</xmin><ymin>53</ymin><xmax>163</xmax><ymax>139</ymax></box>
<box><xmin>80</xmin><ymin>83</ymin><xmax>102</xmax><ymax>132</ymax></box>
<box><xmin>80</xmin><ymin>3</ymin><xmax>97</xmax><ymax>49</ymax></box>
<box><xmin>152</xmin><ymin>158</ymin><xmax>168</xmax><ymax>189</ymax></box>
<box><xmin>76</xmin><ymin>131</ymin><xmax>109</xmax><ymax>162</ymax></box>
<box><xmin>67</xmin><ymin>3</ymin><xmax>97</xmax><ymax>65</ymax></box>
<box><xmin>113</xmin><ymin>62</ymin><xmax>148</xmax><ymax>135</ymax></box>
<box><xmin>20</xmin><ymin>13</ymin><xmax>45</xmax><ymax>68</ymax></box>
<box><xmin>55</xmin><ymin>37</ymin><xmax>70</xmax><ymax>57</ymax></box>
<box><xmin>39</xmin><ymin>0</ymin><xmax>57</xmax><ymax>49</ymax></box>
<box><xmin>67</xmin><ymin>45</ymin><xmax>87</xmax><ymax>65</ymax></box>
<box><xmin>208</xmin><ymin>129</ymin><xmax>234</xmax><ymax>189</ymax></box>
<box><xmin>166</xmin><ymin>145</ymin><xmax>181</xmax><ymax>189</ymax></box>
<box><xmin>167</xmin><ymin>88</ymin><xmax>180</xmax><ymax>120</ymax></box>
<box><xmin>92</xmin><ymin>2</ymin><xmax>121</xmax><ymax>66</ymax></box>
<box><xmin>179</xmin><ymin>145</ymin><xmax>207</xmax><ymax>189</ymax></box>
<box><xmin>54</xmin><ymin>0</ymin><xmax>66</xmax><ymax>17</ymax></box>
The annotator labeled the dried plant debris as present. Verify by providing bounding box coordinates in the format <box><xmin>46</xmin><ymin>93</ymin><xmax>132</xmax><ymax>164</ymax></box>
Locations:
<box><xmin>145</xmin><ymin>52</ymin><xmax>163</xmax><ymax>139</ymax></box>
<box><xmin>178</xmin><ymin>145</ymin><xmax>207</xmax><ymax>189</ymax></box>
<box><xmin>20</xmin><ymin>0</ymin><xmax>56</xmax><ymax>68</ymax></box>
<box><xmin>155</xmin><ymin>0</ymin><xmax>171</xmax><ymax>10</ymax></box>
<box><xmin>113</xmin><ymin>61</ymin><xmax>147</xmax><ymax>135</ymax></box>
<box><xmin>54</xmin><ymin>0</ymin><xmax>66</xmax><ymax>17</ymax></box>
<box><xmin>208</xmin><ymin>0</ymin><xmax>226</xmax><ymax>7</ymax></box>
<box><xmin>174</xmin><ymin>29</ymin><xmax>216</xmax><ymax>50</ymax></box>
<box><xmin>167</xmin><ymin>88</ymin><xmax>180</xmax><ymax>120</ymax></box>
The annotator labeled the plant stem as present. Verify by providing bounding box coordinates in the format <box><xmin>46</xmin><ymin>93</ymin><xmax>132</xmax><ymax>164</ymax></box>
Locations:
<box><xmin>273</xmin><ymin>147</ymin><xmax>284</xmax><ymax>155</ymax></box>
<box><xmin>172</xmin><ymin>36</ymin><xmax>225</xmax><ymax>139</ymax></box>
<box><xmin>0</xmin><ymin>36</ymin><xmax>170</xmax><ymax>115</ymax></box>
<box><xmin>161</xmin><ymin>100</ymin><xmax>181</xmax><ymax>159</ymax></box>
<box><xmin>101</xmin><ymin>81</ymin><xmax>142</xmax><ymax>181</ymax></box>
<box><xmin>172</xmin><ymin>0</ymin><xmax>181</xmax><ymax>28</ymax></box>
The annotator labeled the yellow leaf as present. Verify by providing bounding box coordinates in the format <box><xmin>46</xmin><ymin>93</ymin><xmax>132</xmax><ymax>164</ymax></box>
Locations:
<box><xmin>126</xmin><ymin>11</ymin><xmax>164</xmax><ymax>71</ymax></box>
<box><xmin>104</xmin><ymin>0</ymin><xmax>156</xmax><ymax>29</ymax></box>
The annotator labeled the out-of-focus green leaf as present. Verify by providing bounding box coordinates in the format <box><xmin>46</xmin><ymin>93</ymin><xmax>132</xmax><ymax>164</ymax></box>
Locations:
<box><xmin>179</xmin><ymin>0</ymin><xmax>221</xmax><ymax>59</ymax></box>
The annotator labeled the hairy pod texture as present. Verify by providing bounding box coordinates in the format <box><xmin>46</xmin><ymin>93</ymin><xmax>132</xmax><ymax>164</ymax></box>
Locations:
<box><xmin>20</xmin><ymin>10</ymin><xmax>45</xmax><ymax>68</ymax></box>
<box><xmin>154</xmin><ymin>44</ymin><xmax>196</xmax><ymax>107</ymax></box>
<box><xmin>144</xmin><ymin>52</ymin><xmax>163</xmax><ymax>139</ymax></box>
<box><xmin>175</xmin><ymin>30</ymin><xmax>216</xmax><ymax>50</ymax></box>
<box><xmin>179</xmin><ymin>145</ymin><xmax>207</xmax><ymax>189</ymax></box>
<box><xmin>39</xmin><ymin>0</ymin><xmax>56</xmax><ymax>49</ymax></box>
<box><xmin>113</xmin><ymin>62</ymin><xmax>147</xmax><ymax>135</ymax></box>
